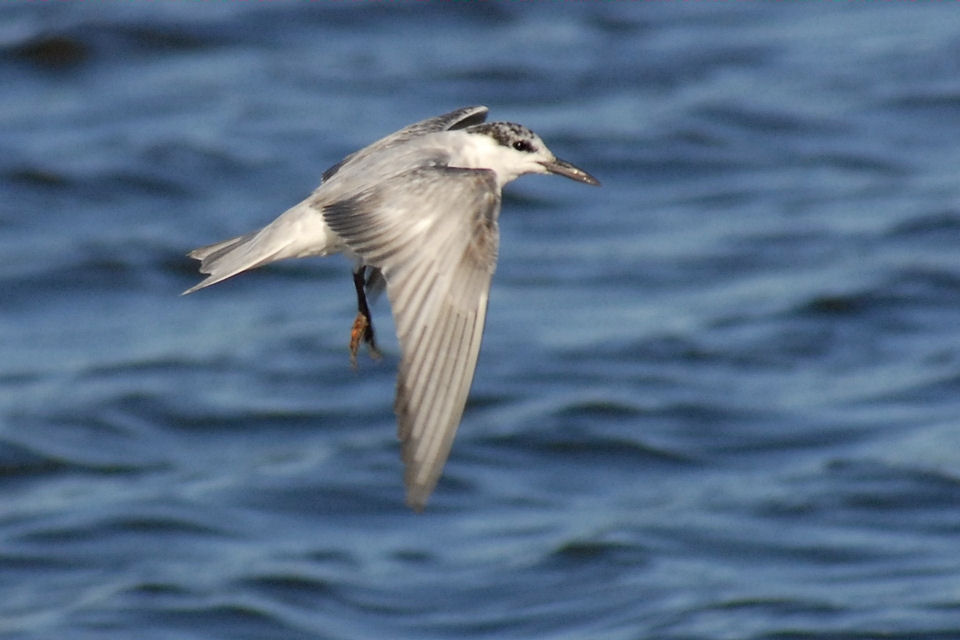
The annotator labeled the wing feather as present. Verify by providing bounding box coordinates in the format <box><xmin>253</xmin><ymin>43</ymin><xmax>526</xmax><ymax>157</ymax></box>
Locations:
<box><xmin>322</xmin><ymin>106</ymin><xmax>488</xmax><ymax>183</ymax></box>
<box><xmin>323</xmin><ymin>166</ymin><xmax>500</xmax><ymax>510</ymax></box>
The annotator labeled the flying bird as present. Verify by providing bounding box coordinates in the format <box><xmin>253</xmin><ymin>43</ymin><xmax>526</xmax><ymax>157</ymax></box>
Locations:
<box><xmin>184</xmin><ymin>106</ymin><xmax>599</xmax><ymax>510</ymax></box>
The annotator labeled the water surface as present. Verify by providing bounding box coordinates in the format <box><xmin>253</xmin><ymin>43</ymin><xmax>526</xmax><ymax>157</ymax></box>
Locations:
<box><xmin>2</xmin><ymin>4</ymin><xmax>960</xmax><ymax>639</ymax></box>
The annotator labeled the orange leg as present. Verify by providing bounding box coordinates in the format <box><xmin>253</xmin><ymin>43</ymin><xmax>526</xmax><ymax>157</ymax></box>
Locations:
<box><xmin>349</xmin><ymin>267</ymin><xmax>381</xmax><ymax>368</ymax></box>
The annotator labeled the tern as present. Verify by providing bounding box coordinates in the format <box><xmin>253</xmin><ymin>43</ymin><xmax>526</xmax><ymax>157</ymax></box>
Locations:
<box><xmin>184</xmin><ymin>106</ymin><xmax>599</xmax><ymax>510</ymax></box>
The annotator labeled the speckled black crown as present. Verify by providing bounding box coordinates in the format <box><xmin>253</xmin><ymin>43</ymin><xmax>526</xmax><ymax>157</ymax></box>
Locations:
<box><xmin>466</xmin><ymin>122</ymin><xmax>539</xmax><ymax>150</ymax></box>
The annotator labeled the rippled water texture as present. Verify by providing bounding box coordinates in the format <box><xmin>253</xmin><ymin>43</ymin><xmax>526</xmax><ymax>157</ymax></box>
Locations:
<box><xmin>2</xmin><ymin>4</ymin><xmax>960</xmax><ymax>639</ymax></box>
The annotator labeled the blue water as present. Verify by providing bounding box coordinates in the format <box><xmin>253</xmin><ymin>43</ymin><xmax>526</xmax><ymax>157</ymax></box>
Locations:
<box><xmin>3</xmin><ymin>3</ymin><xmax>960</xmax><ymax>639</ymax></box>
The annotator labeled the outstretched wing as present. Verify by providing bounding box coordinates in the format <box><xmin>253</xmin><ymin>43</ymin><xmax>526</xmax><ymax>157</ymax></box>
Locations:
<box><xmin>323</xmin><ymin>166</ymin><xmax>500</xmax><ymax>510</ymax></box>
<box><xmin>322</xmin><ymin>106</ymin><xmax>489</xmax><ymax>183</ymax></box>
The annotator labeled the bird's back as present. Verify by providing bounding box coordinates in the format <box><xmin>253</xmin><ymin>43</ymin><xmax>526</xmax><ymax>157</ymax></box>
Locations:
<box><xmin>310</xmin><ymin>106</ymin><xmax>491</xmax><ymax>207</ymax></box>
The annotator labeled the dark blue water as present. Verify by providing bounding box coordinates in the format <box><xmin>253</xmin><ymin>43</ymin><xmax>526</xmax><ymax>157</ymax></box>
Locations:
<box><xmin>3</xmin><ymin>4</ymin><xmax>960</xmax><ymax>639</ymax></box>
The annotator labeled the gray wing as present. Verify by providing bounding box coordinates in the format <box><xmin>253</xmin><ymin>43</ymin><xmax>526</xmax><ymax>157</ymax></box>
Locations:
<box><xmin>323</xmin><ymin>166</ymin><xmax>500</xmax><ymax>510</ymax></box>
<box><xmin>322</xmin><ymin>106</ymin><xmax>488</xmax><ymax>182</ymax></box>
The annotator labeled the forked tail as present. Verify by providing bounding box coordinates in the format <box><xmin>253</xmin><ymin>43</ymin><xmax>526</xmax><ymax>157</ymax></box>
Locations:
<box><xmin>182</xmin><ymin>201</ymin><xmax>337</xmax><ymax>295</ymax></box>
<box><xmin>181</xmin><ymin>231</ymin><xmax>265</xmax><ymax>295</ymax></box>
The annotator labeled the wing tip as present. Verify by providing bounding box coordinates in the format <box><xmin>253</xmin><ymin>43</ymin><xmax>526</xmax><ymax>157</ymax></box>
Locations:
<box><xmin>402</xmin><ymin>445</ymin><xmax>437</xmax><ymax>513</ymax></box>
<box><xmin>405</xmin><ymin>490</ymin><xmax>429</xmax><ymax>513</ymax></box>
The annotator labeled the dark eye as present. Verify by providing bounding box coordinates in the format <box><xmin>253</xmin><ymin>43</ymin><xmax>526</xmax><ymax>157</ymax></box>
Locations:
<box><xmin>512</xmin><ymin>140</ymin><xmax>534</xmax><ymax>152</ymax></box>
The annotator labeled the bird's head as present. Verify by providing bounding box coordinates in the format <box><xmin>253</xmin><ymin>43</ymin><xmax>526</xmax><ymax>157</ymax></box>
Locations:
<box><xmin>462</xmin><ymin>122</ymin><xmax>600</xmax><ymax>187</ymax></box>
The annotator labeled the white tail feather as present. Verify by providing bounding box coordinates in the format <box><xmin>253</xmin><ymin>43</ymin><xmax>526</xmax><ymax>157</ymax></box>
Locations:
<box><xmin>182</xmin><ymin>201</ymin><xmax>339</xmax><ymax>295</ymax></box>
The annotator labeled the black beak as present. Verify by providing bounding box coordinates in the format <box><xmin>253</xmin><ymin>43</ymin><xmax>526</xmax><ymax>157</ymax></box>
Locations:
<box><xmin>540</xmin><ymin>158</ymin><xmax>600</xmax><ymax>186</ymax></box>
